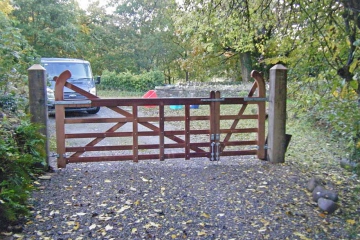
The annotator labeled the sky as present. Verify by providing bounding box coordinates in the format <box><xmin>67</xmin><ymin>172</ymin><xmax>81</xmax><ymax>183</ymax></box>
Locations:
<box><xmin>76</xmin><ymin>0</ymin><xmax>109</xmax><ymax>10</ymax></box>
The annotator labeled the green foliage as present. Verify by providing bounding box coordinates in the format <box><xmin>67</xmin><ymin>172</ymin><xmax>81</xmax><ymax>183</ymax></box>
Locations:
<box><xmin>0</xmin><ymin>11</ymin><xmax>36</xmax><ymax>94</ymax></box>
<box><xmin>99</xmin><ymin>70</ymin><xmax>165</xmax><ymax>92</ymax></box>
<box><xmin>0</xmin><ymin>117</ymin><xmax>46</xmax><ymax>226</ymax></box>
<box><xmin>11</xmin><ymin>0</ymin><xmax>80</xmax><ymax>57</ymax></box>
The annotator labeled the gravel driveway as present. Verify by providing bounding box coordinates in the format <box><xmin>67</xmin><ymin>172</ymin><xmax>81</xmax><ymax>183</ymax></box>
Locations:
<box><xmin>19</xmin><ymin>107</ymin><xmax>350</xmax><ymax>239</ymax></box>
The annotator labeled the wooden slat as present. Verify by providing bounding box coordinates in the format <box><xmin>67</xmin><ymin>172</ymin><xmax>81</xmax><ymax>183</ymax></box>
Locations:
<box><xmin>220</xmin><ymin>128</ymin><xmax>258</xmax><ymax>134</ymax></box>
<box><xmin>185</xmin><ymin>105</ymin><xmax>190</xmax><ymax>160</ymax></box>
<box><xmin>67</xmin><ymin>152</ymin><xmax>210</xmax><ymax>163</ymax></box>
<box><xmin>220</xmin><ymin>150</ymin><xmax>258</xmax><ymax>156</ymax></box>
<box><xmin>159</xmin><ymin>104</ymin><xmax>165</xmax><ymax>161</ymax></box>
<box><xmin>65</xmin><ymin>117</ymin><xmax>133</xmax><ymax>124</ymax></box>
<box><xmin>133</xmin><ymin>105</ymin><xmax>138</xmax><ymax>162</ymax></box>
<box><xmin>220</xmin><ymin>115</ymin><xmax>258</xmax><ymax>120</ymax></box>
<box><xmin>66</xmin><ymin>143</ymin><xmax>190</xmax><ymax>152</ymax></box>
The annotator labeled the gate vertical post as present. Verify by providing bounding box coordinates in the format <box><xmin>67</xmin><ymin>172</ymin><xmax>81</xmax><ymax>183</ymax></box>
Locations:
<box><xmin>209</xmin><ymin>91</ymin><xmax>215</xmax><ymax>160</ymax></box>
<box><xmin>267</xmin><ymin>64</ymin><xmax>287</xmax><ymax>163</ymax></box>
<box><xmin>28</xmin><ymin>64</ymin><xmax>49</xmax><ymax>169</ymax></box>
<box><xmin>54</xmin><ymin>70</ymin><xmax>71</xmax><ymax>168</ymax></box>
<box><xmin>159</xmin><ymin>103</ymin><xmax>165</xmax><ymax>161</ymax></box>
<box><xmin>214</xmin><ymin>91</ymin><xmax>221</xmax><ymax>161</ymax></box>
<box><xmin>251</xmin><ymin>71</ymin><xmax>266</xmax><ymax>160</ymax></box>
<box><xmin>132</xmin><ymin>105</ymin><xmax>139</xmax><ymax>162</ymax></box>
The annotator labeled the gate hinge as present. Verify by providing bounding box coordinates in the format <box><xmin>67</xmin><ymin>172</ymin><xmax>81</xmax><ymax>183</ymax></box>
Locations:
<box><xmin>256</xmin><ymin>145</ymin><xmax>269</xmax><ymax>150</ymax></box>
<box><xmin>244</xmin><ymin>97</ymin><xmax>269</xmax><ymax>102</ymax></box>
<box><xmin>211</xmin><ymin>134</ymin><xmax>220</xmax><ymax>141</ymax></box>
<box><xmin>201</xmin><ymin>98</ymin><xmax>225</xmax><ymax>102</ymax></box>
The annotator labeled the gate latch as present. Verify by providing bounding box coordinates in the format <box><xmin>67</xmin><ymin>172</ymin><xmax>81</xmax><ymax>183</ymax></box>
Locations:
<box><xmin>210</xmin><ymin>134</ymin><xmax>221</xmax><ymax>161</ymax></box>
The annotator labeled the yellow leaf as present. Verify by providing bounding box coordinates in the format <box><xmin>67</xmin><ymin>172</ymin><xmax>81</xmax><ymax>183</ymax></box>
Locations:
<box><xmin>131</xmin><ymin>228</ymin><xmax>137</xmax><ymax>234</ymax></box>
<box><xmin>104</xmin><ymin>179</ymin><xmax>111</xmax><ymax>183</ymax></box>
<box><xmin>197</xmin><ymin>231</ymin><xmax>207</xmax><ymax>236</ymax></box>
<box><xmin>200</xmin><ymin>212</ymin><xmax>210</xmax><ymax>218</ymax></box>
<box><xmin>171</xmin><ymin>234</ymin><xmax>177</xmax><ymax>239</ymax></box>
<box><xmin>73</xmin><ymin>222</ymin><xmax>80</xmax><ymax>230</ymax></box>
<box><xmin>347</xmin><ymin>219</ymin><xmax>356</xmax><ymax>225</ymax></box>
<box><xmin>294</xmin><ymin>232</ymin><xmax>311</xmax><ymax>240</ymax></box>
<box><xmin>134</xmin><ymin>200</ymin><xmax>140</xmax><ymax>206</ymax></box>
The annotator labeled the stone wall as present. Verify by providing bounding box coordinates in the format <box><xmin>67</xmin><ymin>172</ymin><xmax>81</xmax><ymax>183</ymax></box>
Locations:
<box><xmin>154</xmin><ymin>82</ymin><xmax>256</xmax><ymax>98</ymax></box>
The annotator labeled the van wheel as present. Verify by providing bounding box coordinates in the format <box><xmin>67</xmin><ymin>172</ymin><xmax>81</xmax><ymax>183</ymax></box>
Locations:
<box><xmin>87</xmin><ymin>107</ymin><xmax>100</xmax><ymax>114</ymax></box>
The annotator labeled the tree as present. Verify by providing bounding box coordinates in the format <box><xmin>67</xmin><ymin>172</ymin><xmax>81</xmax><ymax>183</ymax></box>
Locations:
<box><xmin>11</xmin><ymin>0</ymin><xmax>81</xmax><ymax>57</ymax></box>
<box><xmin>0</xmin><ymin>3</ymin><xmax>35</xmax><ymax>95</ymax></box>
<box><xmin>175</xmin><ymin>0</ymin><xmax>276</xmax><ymax>82</ymax></box>
<box><xmin>110</xmin><ymin>0</ymin><xmax>183</xmax><ymax>79</ymax></box>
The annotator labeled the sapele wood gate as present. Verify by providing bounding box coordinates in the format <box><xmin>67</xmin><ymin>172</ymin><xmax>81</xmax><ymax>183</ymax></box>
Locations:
<box><xmin>54</xmin><ymin>70</ymin><xmax>267</xmax><ymax>168</ymax></box>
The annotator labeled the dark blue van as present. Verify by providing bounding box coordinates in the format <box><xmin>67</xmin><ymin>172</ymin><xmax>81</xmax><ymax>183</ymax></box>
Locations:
<box><xmin>41</xmin><ymin>58</ymin><xmax>100</xmax><ymax>114</ymax></box>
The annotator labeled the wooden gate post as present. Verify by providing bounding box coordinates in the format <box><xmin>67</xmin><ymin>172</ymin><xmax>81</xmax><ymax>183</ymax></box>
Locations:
<box><xmin>28</xmin><ymin>64</ymin><xmax>49</xmax><ymax>168</ymax></box>
<box><xmin>267</xmin><ymin>64</ymin><xmax>287</xmax><ymax>163</ymax></box>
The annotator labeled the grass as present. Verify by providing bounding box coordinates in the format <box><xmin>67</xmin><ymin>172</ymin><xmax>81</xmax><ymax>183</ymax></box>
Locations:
<box><xmin>98</xmin><ymin>90</ymin><xmax>143</xmax><ymax>98</ymax></box>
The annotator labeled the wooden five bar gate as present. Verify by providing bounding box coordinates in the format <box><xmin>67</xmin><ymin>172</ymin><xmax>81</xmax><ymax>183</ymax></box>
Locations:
<box><xmin>52</xmin><ymin>68</ymin><xmax>287</xmax><ymax>169</ymax></box>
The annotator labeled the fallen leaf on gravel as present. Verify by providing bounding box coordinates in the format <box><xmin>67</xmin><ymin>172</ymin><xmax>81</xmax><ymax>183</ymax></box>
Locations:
<box><xmin>182</xmin><ymin>220</ymin><xmax>193</xmax><ymax>224</ymax></box>
<box><xmin>13</xmin><ymin>234</ymin><xmax>24</xmax><ymax>238</ymax></box>
<box><xmin>73</xmin><ymin>222</ymin><xmax>80</xmax><ymax>230</ymax></box>
<box><xmin>200</xmin><ymin>212</ymin><xmax>210</xmax><ymax>218</ymax></box>
<box><xmin>38</xmin><ymin>175</ymin><xmax>52</xmax><ymax>180</ymax></box>
<box><xmin>0</xmin><ymin>232</ymin><xmax>12</xmax><ymax>236</ymax></box>
<box><xmin>117</xmin><ymin>205</ymin><xmax>131</xmax><ymax>213</ymax></box>
<box><xmin>346</xmin><ymin>219</ymin><xmax>356</xmax><ymax>225</ymax></box>
<box><xmin>131</xmin><ymin>228</ymin><xmax>137</xmax><ymax>234</ymax></box>
<box><xmin>141</xmin><ymin>177</ymin><xmax>149</xmax><ymax>182</ymax></box>
<box><xmin>197</xmin><ymin>231</ymin><xmax>207</xmax><ymax>236</ymax></box>
<box><xmin>294</xmin><ymin>232</ymin><xmax>311</xmax><ymax>240</ymax></box>
<box><xmin>105</xmin><ymin>224</ymin><xmax>113</xmax><ymax>231</ymax></box>
<box><xmin>89</xmin><ymin>224</ymin><xmax>96</xmax><ymax>230</ymax></box>
<box><xmin>104</xmin><ymin>179</ymin><xmax>112</xmax><ymax>183</ymax></box>
<box><xmin>144</xmin><ymin>222</ymin><xmax>161</xmax><ymax>229</ymax></box>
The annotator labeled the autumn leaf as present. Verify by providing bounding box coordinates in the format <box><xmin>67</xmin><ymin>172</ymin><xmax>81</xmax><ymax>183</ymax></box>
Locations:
<box><xmin>89</xmin><ymin>224</ymin><xmax>96</xmax><ymax>230</ymax></box>
<box><xmin>200</xmin><ymin>212</ymin><xmax>210</xmax><ymax>218</ymax></box>
<box><xmin>346</xmin><ymin>219</ymin><xmax>356</xmax><ymax>225</ymax></box>
<box><xmin>105</xmin><ymin>224</ymin><xmax>113</xmax><ymax>231</ymax></box>
<box><xmin>197</xmin><ymin>231</ymin><xmax>207</xmax><ymax>236</ymax></box>
<box><xmin>294</xmin><ymin>232</ymin><xmax>311</xmax><ymax>240</ymax></box>
<box><xmin>73</xmin><ymin>222</ymin><xmax>80</xmax><ymax>230</ymax></box>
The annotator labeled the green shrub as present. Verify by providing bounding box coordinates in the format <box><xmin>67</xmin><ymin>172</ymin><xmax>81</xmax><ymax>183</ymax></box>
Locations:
<box><xmin>0</xmin><ymin>117</ymin><xmax>46</xmax><ymax>227</ymax></box>
<box><xmin>288</xmin><ymin>76</ymin><xmax>360</xmax><ymax>168</ymax></box>
<box><xmin>99</xmin><ymin>70</ymin><xmax>165</xmax><ymax>92</ymax></box>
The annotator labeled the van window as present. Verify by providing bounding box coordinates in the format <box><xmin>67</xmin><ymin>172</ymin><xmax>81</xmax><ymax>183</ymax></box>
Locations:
<box><xmin>43</xmin><ymin>63</ymin><xmax>92</xmax><ymax>80</ymax></box>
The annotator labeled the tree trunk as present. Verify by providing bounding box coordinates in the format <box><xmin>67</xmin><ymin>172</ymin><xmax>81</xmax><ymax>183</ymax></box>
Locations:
<box><xmin>185</xmin><ymin>71</ymin><xmax>189</xmax><ymax>82</ymax></box>
<box><xmin>239</xmin><ymin>51</ymin><xmax>252</xmax><ymax>82</ymax></box>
